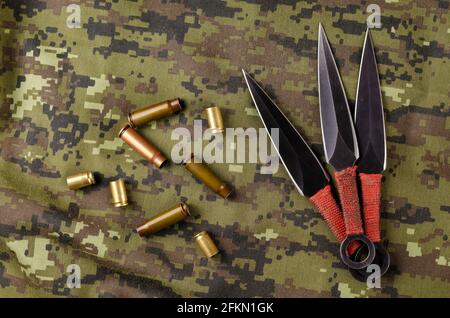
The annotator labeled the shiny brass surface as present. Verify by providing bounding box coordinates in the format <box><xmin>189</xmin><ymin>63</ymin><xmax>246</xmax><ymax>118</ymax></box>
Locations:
<box><xmin>119</xmin><ymin>124</ymin><xmax>167</xmax><ymax>168</ymax></box>
<box><xmin>194</xmin><ymin>231</ymin><xmax>219</xmax><ymax>258</ymax></box>
<box><xmin>66</xmin><ymin>171</ymin><xmax>96</xmax><ymax>190</ymax></box>
<box><xmin>204</xmin><ymin>106</ymin><xmax>224</xmax><ymax>133</ymax></box>
<box><xmin>136</xmin><ymin>203</ymin><xmax>190</xmax><ymax>236</ymax></box>
<box><xmin>128</xmin><ymin>98</ymin><xmax>182</xmax><ymax>127</ymax></box>
<box><xmin>109</xmin><ymin>179</ymin><xmax>128</xmax><ymax>207</ymax></box>
<box><xmin>183</xmin><ymin>154</ymin><xmax>232</xmax><ymax>199</ymax></box>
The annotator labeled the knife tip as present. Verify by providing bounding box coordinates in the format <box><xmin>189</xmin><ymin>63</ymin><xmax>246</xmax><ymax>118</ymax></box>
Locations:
<box><xmin>318</xmin><ymin>23</ymin><xmax>325</xmax><ymax>34</ymax></box>
<box><xmin>364</xmin><ymin>26</ymin><xmax>371</xmax><ymax>38</ymax></box>
<box><xmin>318</xmin><ymin>23</ymin><xmax>327</xmax><ymax>44</ymax></box>
<box><xmin>363</xmin><ymin>27</ymin><xmax>374</xmax><ymax>51</ymax></box>
<box><xmin>242</xmin><ymin>68</ymin><xmax>253</xmax><ymax>83</ymax></box>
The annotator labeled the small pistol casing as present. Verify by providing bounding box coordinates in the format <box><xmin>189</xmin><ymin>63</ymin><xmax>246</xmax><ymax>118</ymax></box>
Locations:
<box><xmin>128</xmin><ymin>98</ymin><xmax>182</xmax><ymax>127</ymax></box>
<box><xmin>183</xmin><ymin>154</ymin><xmax>232</xmax><ymax>199</ymax></box>
<box><xmin>136</xmin><ymin>203</ymin><xmax>190</xmax><ymax>236</ymax></box>
<box><xmin>194</xmin><ymin>231</ymin><xmax>219</xmax><ymax>258</ymax></box>
<box><xmin>119</xmin><ymin>124</ymin><xmax>167</xmax><ymax>168</ymax></box>
<box><xmin>66</xmin><ymin>171</ymin><xmax>96</xmax><ymax>190</ymax></box>
<box><xmin>204</xmin><ymin>106</ymin><xmax>224</xmax><ymax>134</ymax></box>
<box><xmin>109</xmin><ymin>179</ymin><xmax>128</xmax><ymax>207</ymax></box>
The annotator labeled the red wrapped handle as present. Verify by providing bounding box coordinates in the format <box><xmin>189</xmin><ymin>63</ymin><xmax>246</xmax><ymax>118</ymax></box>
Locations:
<box><xmin>359</xmin><ymin>173</ymin><xmax>383</xmax><ymax>243</ymax></box>
<box><xmin>309</xmin><ymin>185</ymin><xmax>359</xmax><ymax>255</ymax></box>
<box><xmin>334</xmin><ymin>166</ymin><xmax>364</xmax><ymax>235</ymax></box>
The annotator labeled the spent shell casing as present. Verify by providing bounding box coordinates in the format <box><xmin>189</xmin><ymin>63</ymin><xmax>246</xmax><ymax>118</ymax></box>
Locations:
<box><xmin>204</xmin><ymin>106</ymin><xmax>224</xmax><ymax>133</ymax></box>
<box><xmin>66</xmin><ymin>171</ymin><xmax>96</xmax><ymax>190</ymax></box>
<box><xmin>194</xmin><ymin>231</ymin><xmax>219</xmax><ymax>258</ymax></box>
<box><xmin>136</xmin><ymin>203</ymin><xmax>190</xmax><ymax>236</ymax></box>
<box><xmin>119</xmin><ymin>124</ymin><xmax>167</xmax><ymax>168</ymax></box>
<box><xmin>128</xmin><ymin>98</ymin><xmax>182</xmax><ymax>127</ymax></box>
<box><xmin>183</xmin><ymin>155</ymin><xmax>232</xmax><ymax>199</ymax></box>
<box><xmin>109</xmin><ymin>179</ymin><xmax>128</xmax><ymax>207</ymax></box>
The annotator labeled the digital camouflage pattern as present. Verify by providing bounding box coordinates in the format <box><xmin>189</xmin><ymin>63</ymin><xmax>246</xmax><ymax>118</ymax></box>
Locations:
<box><xmin>0</xmin><ymin>0</ymin><xmax>449</xmax><ymax>298</ymax></box>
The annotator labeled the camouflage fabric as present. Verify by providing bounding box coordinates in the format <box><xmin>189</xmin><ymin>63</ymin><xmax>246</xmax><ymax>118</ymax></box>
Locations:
<box><xmin>0</xmin><ymin>0</ymin><xmax>449</xmax><ymax>298</ymax></box>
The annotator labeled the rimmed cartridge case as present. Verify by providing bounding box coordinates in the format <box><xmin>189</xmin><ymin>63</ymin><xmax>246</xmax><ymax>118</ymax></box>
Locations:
<box><xmin>119</xmin><ymin>124</ymin><xmax>167</xmax><ymax>168</ymax></box>
<box><xmin>128</xmin><ymin>98</ymin><xmax>182</xmax><ymax>127</ymax></box>
<box><xmin>136</xmin><ymin>203</ymin><xmax>190</xmax><ymax>236</ymax></box>
<box><xmin>204</xmin><ymin>106</ymin><xmax>224</xmax><ymax>133</ymax></box>
<box><xmin>66</xmin><ymin>171</ymin><xmax>96</xmax><ymax>190</ymax></box>
<box><xmin>194</xmin><ymin>231</ymin><xmax>219</xmax><ymax>258</ymax></box>
<box><xmin>183</xmin><ymin>154</ymin><xmax>232</xmax><ymax>199</ymax></box>
<box><xmin>109</xmin><ymin>179</ymin><xmax>128</xmax><ymax>207</ymax></box>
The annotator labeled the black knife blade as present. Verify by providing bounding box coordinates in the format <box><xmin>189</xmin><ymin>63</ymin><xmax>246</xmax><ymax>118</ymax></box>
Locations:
<box><xmin>350</xmin><ymin>29</ymin><xmax>390</xmax><ymax>278</ymax></box>
<box><xmin>318</xmin><ymin>24</ymin><xmax>359</xmax><ymax>171</ymax></box>
<box><xmin>355</xmin><ymin>29</ymin><xmax>386</xmax><ymax>174</ymax></box>
<box><xmin>242</xmin><ymin>69</ymin><xmax>329</xmax><ymax>197</ymax></box>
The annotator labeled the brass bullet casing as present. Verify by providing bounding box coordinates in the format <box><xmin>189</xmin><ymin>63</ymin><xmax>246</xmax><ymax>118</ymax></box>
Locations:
<box><xmin>136</xmin><ymin>203</ymin><xmax>190</xmax><ymax>236</ymax></box>
<box><xmin>183</xmin><ymin>154</ymin><xmax>232</xmax><ymax>199</ymax></box>
<box><xmin>128</xmin><ymin>98</ymin><xmax>182</xmax><ymax>127</ymax></box>
<box><xmin>204</xmin><ymin>106</ymin><xmax>224</xmax><ymax>134</ymax></box>
<box><xmin>109</xmin><ymin>179</ymin><xmax>128</xmax><ymax>207</ymax></box>
<box><xmin>194</xmin><ymin>231</ymin><xmax>219</xmax><ymax>258</ymax></box>
<box><xmin>66</xmin><ymin>171</ymin><xmax>96</xmax><ymax>190</ymax></box>
<box><xmin>119</xmin><ymin>124</ymin><xmax>167</xmax><ymax>168</ymax></box>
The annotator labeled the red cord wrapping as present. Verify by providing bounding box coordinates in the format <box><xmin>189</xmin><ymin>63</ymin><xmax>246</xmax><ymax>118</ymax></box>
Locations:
<box><xmin>309</xmin><ymin>185</ymin><xmax>360</xmax><ymax>255</ymax></box>
<box><xmin>334</xmin><ymin>166</ymin><xmax>364</xmax><ymax>235</ymax></box>
<box><xmin>359</xmin><ymin>173</ymin><xmax>382</xmax><ymax>243</ymax></box>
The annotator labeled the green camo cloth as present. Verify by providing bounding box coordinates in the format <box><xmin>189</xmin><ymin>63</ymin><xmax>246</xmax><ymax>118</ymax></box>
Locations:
<box><xmin>0</xmin><ymin>0</ymin><xmax>449</xmax><ymax>298</ymax></box>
